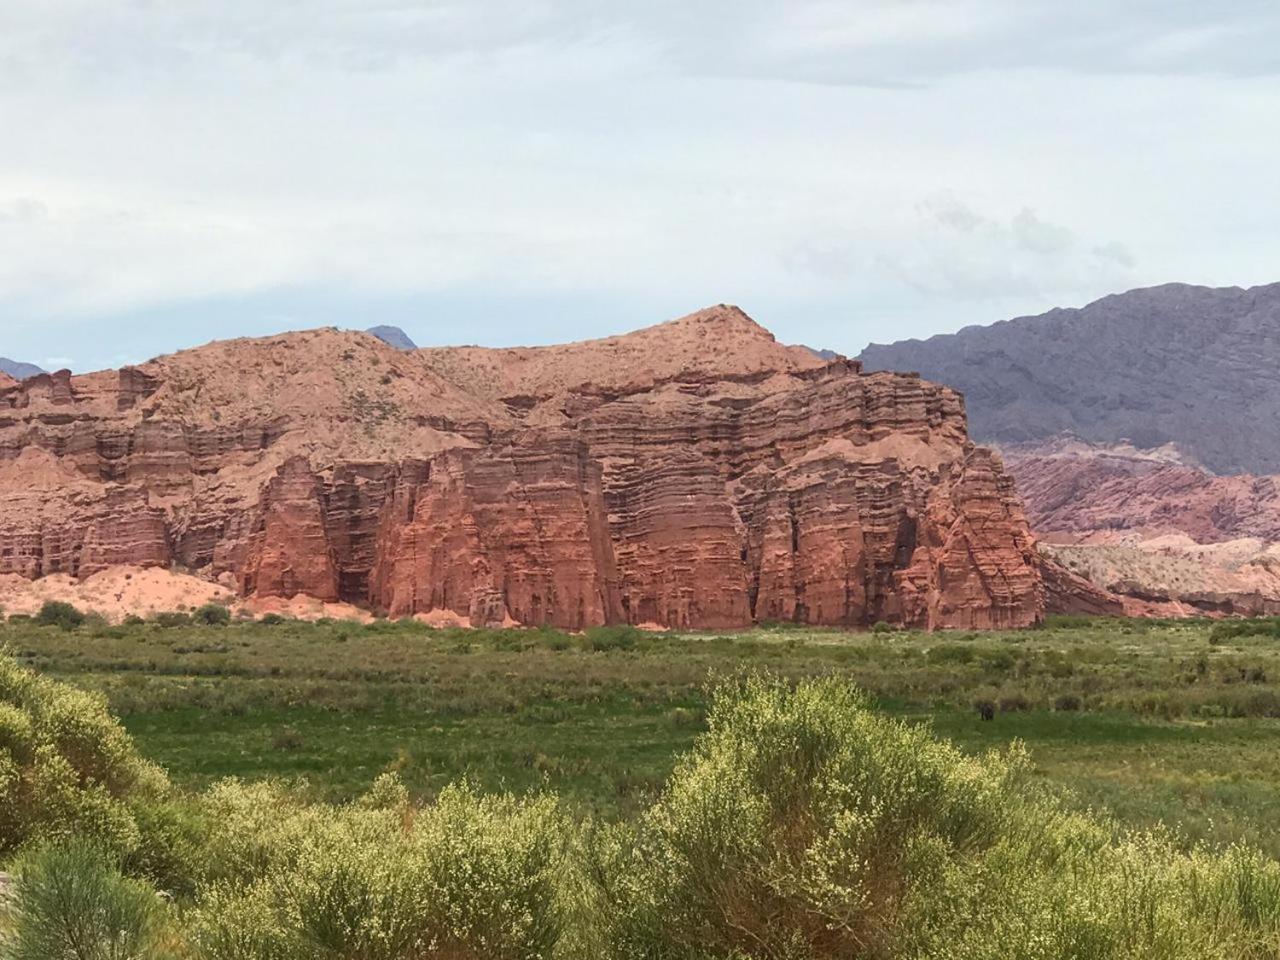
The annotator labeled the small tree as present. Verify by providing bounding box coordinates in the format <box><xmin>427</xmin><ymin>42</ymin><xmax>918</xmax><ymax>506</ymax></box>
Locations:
<box><xmin>193</xmin><ymin>603</ymin><xmax>231</xmax><ymax>627</ymax></box>
<box><xmin>7</xmin><ymin>840</ymin><xmax>171</xmax><ymax>960</ymax></box>
<box><xmin>34</xmin><ymin>601</ymin><xmax>85</xmax><ymax>631</ymax></box>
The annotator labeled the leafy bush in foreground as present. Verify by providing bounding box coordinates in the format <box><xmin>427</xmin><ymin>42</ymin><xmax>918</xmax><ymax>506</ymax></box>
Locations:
<box><xmin>587</xmin><ymin>675</ymin><xmax>1280</xmax><ymax>959</ymax></box>
<box><xmin>4</xmin><ymin>839</ymin><xmax>173</xmax><ymax>960</ymax></box>
<box><xmin>187</xmin><ymin>777</ymin><xmax>566</xmax><ymax>960</ymax></box>
<box><xmin>0</xmin><ymin>652</ymin><xmax>170</xmax><ymax>859</ymax></box>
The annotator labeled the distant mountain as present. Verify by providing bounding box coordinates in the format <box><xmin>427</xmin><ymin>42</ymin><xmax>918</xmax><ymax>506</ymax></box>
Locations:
<box><xmin>859</xmin><ymin>282</ymin><xmax>1280</xmax><ymax>475</ymax></box>
<box><xmin>799</xmin><ymin>345</ymin><xmax>841</xmax><ymax>361</ymax></box>
<box><xmin>365</xmin><ymin>325</ymin><xmax>417</xmax><ymax>350</ymax></box>
<box><xmin>0</xmin><ymin>358</ymin><xmax>44</xmax><ymax>380</ymax></box>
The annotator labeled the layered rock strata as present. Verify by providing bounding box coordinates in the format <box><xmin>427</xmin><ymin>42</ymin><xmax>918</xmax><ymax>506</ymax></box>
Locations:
<box><xmin>0</xmin><ymin>307</ymin><xmax>1044</xmax><ymax>629</ymax></box>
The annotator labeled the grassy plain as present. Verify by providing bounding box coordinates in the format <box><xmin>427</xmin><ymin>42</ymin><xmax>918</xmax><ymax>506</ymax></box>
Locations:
<box><xmin>6</xmin><ymin>614</ymin><xmax>1280</xmax><ymax>854</ymax></box>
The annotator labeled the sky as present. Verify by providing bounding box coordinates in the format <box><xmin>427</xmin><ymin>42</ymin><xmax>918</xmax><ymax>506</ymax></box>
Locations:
<box><xmin>1</xmin><ymin>1</ymin><xmax>1279</xmax><ymax>372</ymax></box>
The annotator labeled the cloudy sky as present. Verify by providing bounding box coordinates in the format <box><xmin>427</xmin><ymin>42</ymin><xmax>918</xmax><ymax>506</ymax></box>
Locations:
<box><xmin>2</xmin><ymin>1</ymin><xmax>1278</xmax><ymax>371</ymax></box>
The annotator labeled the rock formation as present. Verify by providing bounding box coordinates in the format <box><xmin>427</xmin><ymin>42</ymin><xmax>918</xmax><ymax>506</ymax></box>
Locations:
<box><xmin>1002</xmin><ymin>437</ymin><xmax>1280</xmax><ymax>616</ymax></box>
<box><xmin>1001</xmin><ymin>436</ymin><xmax>1280</xmax><ymax>544</ymax></box>
<box><xmin>0</xmin><ymin>307</ymin><xmax>1043</xmax><ymax>629</ymax></box>
<box><xmin>858</xmin><ymin>281</ymin><xmax>1280</xmax><ymax>616</ymax></box>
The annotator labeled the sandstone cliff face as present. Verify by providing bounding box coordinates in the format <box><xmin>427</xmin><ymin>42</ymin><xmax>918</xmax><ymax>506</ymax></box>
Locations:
<box><xmin>0</xmin><ymin>308</ymin><xmax>1043</xmax><ymax>629</ymax></box>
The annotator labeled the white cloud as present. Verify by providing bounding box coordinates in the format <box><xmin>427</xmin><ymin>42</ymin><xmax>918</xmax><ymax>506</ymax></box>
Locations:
<box><xmin>0</xmin><ymin>2</ymin><xmax>1276</xmax><ymax>365</ymax></box>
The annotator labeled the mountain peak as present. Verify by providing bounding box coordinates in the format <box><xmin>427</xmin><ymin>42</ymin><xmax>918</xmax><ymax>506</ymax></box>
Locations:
<box><xmin>858</xmin><ymin>280</ymin><xmax>1280</xmax><ymax>475</ymax></box>
<box><xmin>365</xmin><ymin>325</ymin><xmax>417</xmax><ymax>350</ymax></box>
<box><xmin>0</xmin><ymin>358</ymin><xmax>45</xmax><ymax>380</ymax></box>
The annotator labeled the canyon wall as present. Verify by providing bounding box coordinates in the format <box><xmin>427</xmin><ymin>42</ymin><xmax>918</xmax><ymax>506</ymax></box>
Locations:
<box><xmin>0</xmin><ymin>307</ymin><xmax>1044</xmax><ymax>629</ymax></box>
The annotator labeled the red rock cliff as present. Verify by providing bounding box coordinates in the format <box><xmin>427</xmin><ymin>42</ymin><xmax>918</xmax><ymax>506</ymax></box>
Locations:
<box><xmin>0</xmin><ymin>307</ymin><xmax>1043</xmax><ymax>629</ymax></box>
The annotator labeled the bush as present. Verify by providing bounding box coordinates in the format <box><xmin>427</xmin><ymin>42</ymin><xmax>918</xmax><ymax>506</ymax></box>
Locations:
<box><xmin>1044</xmin><ymin>613</ymin><xmax>1099</xmax><ymax>629</ymax></box>
<box><xmin>1210</xmin><ymin>617</ymin><xmax>1280</xmax><ymax>644</ymax></box>
<box><xmin>192</xmin><ymin>603</ymin><xmax>232</xmax><ymax>627</ymax></box>
<box><xmin>188</xmin><ymin>778</ymin><xmax>567</xmax><ymax>960</ymax></box>
<box><xmin>150</xmin><ymin>611</ymin><xmax>192</xmax><ymax>628</ymax></box>
<box><xmin>998</xmin><ymin>692</ymin><xmax>1031</xmax><ymax>712</ymax></box>
<box><xmin>926</xmin><ymin>643</ymin><xmax>976</xmax><ymax>664</ymax></box>
<box><xmin>34</xmin><ymin>601</ymin><xmax>85</xmax><ymax>631</ymax></box>
<box><xmin>5</xmin><ymin>839</ymin><xmax>171</xmax><ymax>960</ymax></box>
<box><xmin>579</xmin><ymin>625</ymin><xmax>646</xmax><ymax>652</ymax></box>
<box><xmin>871</xmin><ymin>619</ymin><xmax>894</xmax><ymax>634</ymax></box>
<box><xmin>588</xmin><ymin>675</ymin><xmax>1036</xmax><ymax>958</ymax></box>
<box><xmin>585</xmin><ymin>675</ymin><xmax>1280</xmax><ymax>959</ymax></box>
<box><xmin>0</xmin><ymin>651</ymin><xmax>169</xmax><ymax>857</ymax></box>
<box><xmin>258</xmin><ymin>613</ymin><xmax>287</xmax><ymax>626</ymax></box>
<box><xmin>122</xmin><ymin>794</ymin><xmax>212</xmax><ymax>899</ymax></box>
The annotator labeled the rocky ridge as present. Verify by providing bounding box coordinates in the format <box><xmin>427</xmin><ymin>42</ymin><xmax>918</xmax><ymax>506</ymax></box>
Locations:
<box><xmin>858</xmin><ymin>281</ymin><xmax>1280</xmax><ymax>616</ymax></box>
<box><xmin>1002</xmin><ymin>436</ymin><xmax>1280</xmax><ymax>545</ymax></box>
<box><xmin>0</xmin><ymin>307</ymin><xmax>1043</xmax><ymax>629</ymax></box>
<box><xmin>0</xmin><ymin>358</ymin><xmax>44</xmax><ymax>380</ymax></box>
<box><xmin>860</xmin><ymin>282</ymin><xmax>1280</xmax><ymax>476</ymax></box>
<box><xmin>366</xmin><ymin>325</ymin><xmax>418</xmax><ymax>350</ymax></box>
<box><xmin>1001</xmin><ymin>436</ymin><xmax>1280</xmax><ymax>615</ymax></box>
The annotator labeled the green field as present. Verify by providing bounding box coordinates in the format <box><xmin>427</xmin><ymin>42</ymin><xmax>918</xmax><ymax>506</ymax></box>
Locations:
<box><xmin>7</xmin><ymin>613</ymin><xmax>1280</xmax><ymax>855</ymax></box>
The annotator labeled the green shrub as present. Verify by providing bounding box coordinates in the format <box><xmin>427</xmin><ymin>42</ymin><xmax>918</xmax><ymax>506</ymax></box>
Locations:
<box><xmin>192</xmin><ymin>603</ymin><xmax>232</xmax><ymax>627</ymax></box>
<box><xmin>871</xmin><ymin>619</ymin><xmax>894</xmax><ymax>634</ymax></box>
<box><xmin>579</xmin><ymin>625</ymin><xmax>646</xmax><ymax>652</ymax></box>
<box><xmin>926</xmin><ymin>643</ymin><xmax>976</xmax><ymax>664</ymax></box>
<box><xmin>1044</xmin><ymin>613</ymin><xmax>1099</xmax><ymax>629</ymax></box>
<box><xmin>1210</xmin><ymin>617</ymin><xmax>1280</xmax><ymax>644</ymax></box>
<box><xmin>188</xmin><ymin>777</ymin><xmax>567</xmax><ymax>959</ymax></box>
<box><xmin>585</xmin><ymin>674</ymin><xmax>1280</xmax><ymax>959</ymax></box>
<box><xmin>0</xmin><ymin>651</ymin><xmax>169</xmax><ymax>857</ymax></box>
<box><xmin>123</xmin><ymin>794</ymin><xmax>213</xmax><ymax>899</ymax></box>
<box><xmin>258</xmin><ymin>613</ymin><xmax>287</xmax><ymax>626</ymax></box>
<box><xmin>34</xmin><ymin>601</ymin><xmax>85</xmax><ymax>631</ymax></box>
<box><xmin>5</xmin><ymin>839</ymin><xmax>171</xmax><ymax>960</ymax></box>
<box><xmin>150</xmin><ymin>611</ymin><xmax>191</xmax><ymax>628</ymax></box>
<box><xmin>588</xmin><ymin>675</ymin><xmax>1036</xmax><ymax>958</ymax></box>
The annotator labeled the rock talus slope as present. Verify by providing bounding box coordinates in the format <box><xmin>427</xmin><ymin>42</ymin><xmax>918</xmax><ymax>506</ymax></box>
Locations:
<box><xmin>1003</xmin><ymin>437</ymin><xmax>1280</xmax><ymax>616</ymax></box>
<box><xmin>0</xmin><ymin>307</ymin><xmax>1043</xmax><ymax>629</ymax></box>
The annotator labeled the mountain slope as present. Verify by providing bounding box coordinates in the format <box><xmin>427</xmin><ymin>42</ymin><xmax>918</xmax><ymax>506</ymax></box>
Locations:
<box><xmin>366</xmin><ymin>325</ymin><xmax>417</xmax><ymax>350</ymax></box>
<box><xmin>859</xmin><ymin>282</ymin><xmax>1280</xmax><ymax>475</ymax></box>
<box><xmin>1001</xmin><ymin>438</ymin><xmax>1280</xmax><ymax>544</ymax></box>
<box><xmin>0</xmin><ymin>358</ymin><xmax>44</xmax><ymax>380</ymax></box>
